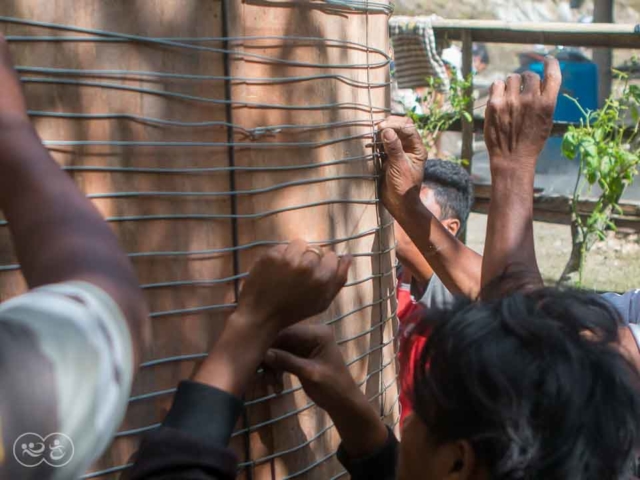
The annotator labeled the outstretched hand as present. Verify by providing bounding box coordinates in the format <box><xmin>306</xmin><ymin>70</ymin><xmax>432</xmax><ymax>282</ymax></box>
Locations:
<box><xmin>378</xmin><ymin>116</ymin><xmax>428</xmax><ymax>219</ymax></box>
<box><xmin>236</xmin><ymin>239</ymin><xmax>352</xmax><ymax>333</ymax></box>
<box><xmin>480</xmin><ymin>57</ymin><xmax>562</xmax><ymax>294</ymax></box>
<box><xmin>484</xmin><ymin>56</ymin><xmax>562</xmax><ymax>174</ymax></box>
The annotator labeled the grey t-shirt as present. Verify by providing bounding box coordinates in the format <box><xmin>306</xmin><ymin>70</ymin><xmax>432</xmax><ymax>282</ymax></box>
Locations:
<box><xmin>414</xmin><ymin>274</ymin><xmax>455</xmax><ymax>311</ymax></box>
<box><xmin>602</xmin><ymin>290</ymin><xmax>640</xmax><ymax>348</ymax></box>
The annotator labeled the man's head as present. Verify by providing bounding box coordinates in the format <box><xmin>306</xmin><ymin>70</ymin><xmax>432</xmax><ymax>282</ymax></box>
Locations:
<box><xmin>472</xmin><ymin>43</ymin><xmax>490</xmax><ymax>74</ymax></box>
<box><xmin>399</xmin><ymin>287</ymin><xmax>640</xmax><ymax>480</ymax></box>
<box><xmin>420</xmin><ymin>159</ymin><xmax>474</xmax><ymax>237</ymax></box>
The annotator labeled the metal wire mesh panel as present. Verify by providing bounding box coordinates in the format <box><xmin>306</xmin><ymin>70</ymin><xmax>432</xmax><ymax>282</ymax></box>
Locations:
<box><xmin>0</xmin><ymin>1</ymin><xmax>398</xmax><ymax>478</ymax></box>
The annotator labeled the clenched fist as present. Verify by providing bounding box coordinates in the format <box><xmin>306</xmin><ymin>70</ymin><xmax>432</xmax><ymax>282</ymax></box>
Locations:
<box><xmin>378</xmin><ymin>116</ymin><xmax>428</xmax><ymax>220</ymax></box>
<box><xmin>236</xmin><ymin>239</ymin><xmax>351</xmax><ymax>333</ymax></box>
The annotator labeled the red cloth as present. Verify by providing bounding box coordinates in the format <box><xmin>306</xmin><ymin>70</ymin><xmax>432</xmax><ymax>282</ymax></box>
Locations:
<box><xmin>396</xmin><ymin>283</ymin><xmax>429</xmax><ymax>429</ymax></box>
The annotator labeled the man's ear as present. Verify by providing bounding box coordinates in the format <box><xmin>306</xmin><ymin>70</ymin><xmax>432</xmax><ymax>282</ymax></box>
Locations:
<box><xmin>442</xmin><ymin>218</ymin><xmax>461</xmax><ymax>237</ymax></box>
<box><xmin>443</xmin><ymin>440</ymin><xmax>476</xmax><ymax>480</ymax></box>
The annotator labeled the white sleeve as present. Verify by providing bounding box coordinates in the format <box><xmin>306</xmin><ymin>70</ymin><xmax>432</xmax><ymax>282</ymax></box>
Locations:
<box><xmin>0</xmin><ymin>281</ymin><xmax>133</xmax><ymax>479</ymax></box>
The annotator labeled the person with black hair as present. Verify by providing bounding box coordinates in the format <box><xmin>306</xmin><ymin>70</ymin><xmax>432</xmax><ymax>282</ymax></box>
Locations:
<box><xmin>396</xmin><ymin>158</ymin><xmax>474</xmax><ymax>308</ymax></box>
<box><xmin>396</xmin><ymin>158</ymin><xmax>475</xmax><ymax>310</ymax></box>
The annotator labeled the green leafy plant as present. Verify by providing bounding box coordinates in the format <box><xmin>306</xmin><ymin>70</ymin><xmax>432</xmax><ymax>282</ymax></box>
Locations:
<box><xmin>405</xmin><ymin>75</ymin><xmax>474</xmax><ymax>161</ymax></box>
<box><xmin>560</xmin><ymin>70</ymin><xmax>640</xmax><ymax>285</ymax></box>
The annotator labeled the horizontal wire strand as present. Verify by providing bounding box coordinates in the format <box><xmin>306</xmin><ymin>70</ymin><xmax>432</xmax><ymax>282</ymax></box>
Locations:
<box><xmin>5</xmin><ymin>10</ymin><xmax>398</xmax><ymax>477</ymax></box>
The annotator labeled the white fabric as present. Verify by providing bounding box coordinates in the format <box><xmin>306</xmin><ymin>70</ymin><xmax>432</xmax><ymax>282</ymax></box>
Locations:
<box><xmin>0</xmin><ymin>281</ymin><xmax>133</xmax><ymax>479</ymax></box>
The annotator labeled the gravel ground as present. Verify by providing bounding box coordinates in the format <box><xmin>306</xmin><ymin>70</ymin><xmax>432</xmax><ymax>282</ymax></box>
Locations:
<box><xmin>466</xmin><ymin>213</ymin><xmax>640</xmax><ymax>293</ymax></box>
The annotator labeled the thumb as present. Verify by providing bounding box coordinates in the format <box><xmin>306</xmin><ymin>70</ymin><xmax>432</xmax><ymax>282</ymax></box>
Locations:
<box><xmin>264</xmin><ymin>348</ymin><xmax>314</xmax><ymax>380</ymax></box>
<box><xmin>381</xmin><ymin>128</ymin><xmax>405</xmax><ymax>164</ymax></box>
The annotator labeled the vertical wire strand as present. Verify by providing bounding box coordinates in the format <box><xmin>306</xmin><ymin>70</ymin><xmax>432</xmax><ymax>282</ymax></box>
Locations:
<box><xmin>364</xmin><ymin>0</ymin><xmax>387</xmax><ymax>422</ymax></box>
<box><xmin>221</xmin><ymin>1</ymin><xmax>254</xmax><ymax>477</ymax></box>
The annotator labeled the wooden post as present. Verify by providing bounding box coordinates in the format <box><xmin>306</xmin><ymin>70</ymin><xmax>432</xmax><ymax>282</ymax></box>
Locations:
<box><xmin>593</xmin><ymin>0</ymin><xmax>614</xmax><ymax>106</ymax></box>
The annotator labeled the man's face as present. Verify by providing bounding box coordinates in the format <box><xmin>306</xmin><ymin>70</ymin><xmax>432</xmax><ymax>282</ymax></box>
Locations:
<box><xmin>420</xmin><ymin>186</ymin><xmax>460</xmax><ymax>237</ymax></box>
<box><xmin>398</xmin><ymin>413</ymin><xmax>481</xmax><ymax>480</ymax></box>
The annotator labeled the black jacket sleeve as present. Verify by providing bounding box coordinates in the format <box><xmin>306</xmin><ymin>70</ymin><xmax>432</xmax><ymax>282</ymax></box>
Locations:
<box><xmin>126</xmin><ymin>380</ymin><xmax>243</xmax><ymax>480</ymax></box>
<box><xmin>127</xmin><ymin>380</ymin><xmax>399</xmax><ymax>480</ymax></box>
<box><xmin>336</xmin><ymin>427</ymin><xmax>399</xmax><ymax>480</ymax></box>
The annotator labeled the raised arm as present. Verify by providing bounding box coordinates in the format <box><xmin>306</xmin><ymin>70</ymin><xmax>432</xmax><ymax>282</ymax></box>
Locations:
<box><xmin>0</xmin><ymin>37</ymin><xmax>148</xmax><ymax>356</ymax></box>
<box><xmin>481</xmin><ymin>57</ymin><xmax>561</xmax><ymax>294</ymax></box>
<box><xmin>379</xmin><ymin>116</ymin><xmax>482</xmax><ymax>298</ymax></box>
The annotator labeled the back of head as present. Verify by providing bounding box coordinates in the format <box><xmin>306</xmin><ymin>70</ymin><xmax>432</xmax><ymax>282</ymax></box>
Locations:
<box><xmin>409</xmin><ymin>287</ymin><xmax>640</xmax><ymax>479</ymax></box>
<box><xmin>422</xmin><ymin>159</ymin><xmax>474</xmax><ymax>231</ymax></box>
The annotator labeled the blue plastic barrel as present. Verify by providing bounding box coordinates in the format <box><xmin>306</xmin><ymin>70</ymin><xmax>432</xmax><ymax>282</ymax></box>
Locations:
<box><xmin>528</xmin><ymin>60</ymin><xmax>598</xmax><ymax>122</ymax></box>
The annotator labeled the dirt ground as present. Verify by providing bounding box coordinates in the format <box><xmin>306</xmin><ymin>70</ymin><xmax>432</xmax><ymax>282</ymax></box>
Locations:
<box><xmin>466</xmin><ymin>213</ymin><xmax>640</xmax><ymax>293</ymax></box>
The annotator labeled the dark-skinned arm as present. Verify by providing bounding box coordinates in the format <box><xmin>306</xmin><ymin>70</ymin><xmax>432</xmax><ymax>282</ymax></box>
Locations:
<box><xmin>479</xmin><ymin>59</ymin><xmax>640</xmax><ymax>372</ymax></box>
<box><xmin>127</xmin><ymin>241</ymin><xmax>352</xmax><ymax>479</ymax></box>
<box><xmin>480</xmin><ymin>57</ymin><xmax>561</xmax><ymax>294</ymax></box>
<box><xmin>395</xmin><ymin>221</ymin><xmax>434</xmax><ymax>285</ymax></box>
<box><xmin>0</xmin><ymin>36</ymin><xmax>148</xmax><ymax>360</ymax></box>
<box><xmin>379</xmin><ymin>116</ymin><xmax>482</xmax><ymax>298</ymax></box>
<box><xmin>264</xmin><ymin>324</ymin><xmax>396</xmax><ymax>480</ymax></box>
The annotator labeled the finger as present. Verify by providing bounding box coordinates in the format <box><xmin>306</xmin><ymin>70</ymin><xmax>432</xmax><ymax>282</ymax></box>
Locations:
<box><xmin>378</xmin><ymin>116</ymin><xmax>426</xmax><ymax>160</ymax></box>
<box><xmin>541</xmin><ymin>56</ymin><xmax>562</xmax><ymax>101</ymax></box>
<box><xmin>488</xmin><ymin>80</ymin><xmax>506</xmax><ymax>102</ymax></box>
<box><xmin>263</xmin><ymin>243</ymin><xmax>287</xmax><ymax>259</ymax></box>
<box><xmin>272</xmin><ymin>324</ymin><xmax>332</xmax><ymax>355</ymax></box>
<box><xmin>521</xmin><ymin>71</ymin><xmax>541</xmax><ymax>96</ymax></box>
<box><xmin>316</xmin><ymin>251</ymin><xmax>339</xmax><ymax>284</ymax></box>
<box><xmin>378</xmin><ymin>115</ymin><xmax>415</xmax><ymax>133</ymax></box>
<box><xmin>381</xmin><ymin>128</ymin><xmax>406</xmax><ymax>165</ymax></box>
<box><xmin>264</xmin><ymin>348</ymin><xmax>314</xmax><ymax>379</ymax></box>
<box><xmin>262</xmin><ymin>366</ymin><xmax>284</xmax><ymax>394</ymax></box>
<box><xmin>333</xmin><ymin>255</ymin><xmax>352</xmax><ymax>292</ymax></box>
<box><xmin>284</xmin><ymin>238</ymin><xmax>308</xmax><ymax>263</ymax></box>
<box><xmin>505</xmin><ymin>74</ymin><xmax>522</xmax><ymax>98</ymax></box>
<box><xmin>274</xmin><ymin>370</ymin><xmax>284</xmax><ymax>394</ymax></box>
<box><xmin>301</xmin><ymin>246</ymin><xmax>324</xmax><ymax>268</ymax></box>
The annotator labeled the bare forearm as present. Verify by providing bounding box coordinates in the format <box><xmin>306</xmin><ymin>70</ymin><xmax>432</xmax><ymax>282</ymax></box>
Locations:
<box><xmin>0</xmin><ymin>124</ymin><xmax>147</xmax><ymax>353</ymax></box>
<box><xmin>193</xmin><ymin>313</ymin><xmax>278</xmax><ymax>397</ymax></box>
<box><xmin>396</xmin><ymin>232</ymin><xmax>434</xmax><ymax>285</ymax></box>
<box><xmin>482</xmin><ymin>167</ymin><xmax>542</xmax><ymax>293</ymax></box>
<box><xmin>395</xmin><ymin>201</ymin><xmax>482</xmax><ymax>298</ymax></box>
<box><xmin>323</xmin><ymin>384</ymin><xmax>389</xmax><ymax>459</ymax></box>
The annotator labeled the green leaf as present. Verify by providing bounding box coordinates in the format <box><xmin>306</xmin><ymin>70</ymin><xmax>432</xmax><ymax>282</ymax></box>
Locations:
<box><xmin>562</xmin><ymin>133</ymin><xmax>578</xmax><ymax>159</ymax></box>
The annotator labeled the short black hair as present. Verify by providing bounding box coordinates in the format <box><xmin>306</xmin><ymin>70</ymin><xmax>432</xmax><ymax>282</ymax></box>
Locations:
<box><xmin>473</xmin><ymin>43</ymin><xmax>490</xmax><ymax>65</ymax></box>
<box><xmin>422</xmin><ymin>159</ymin><xmax>474</xmax><ymax>229</ymax></box>
<box><xmin>408</xmin><ymin>286</ymin><xmax>640</xmax><ymax>480</ymax></box>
